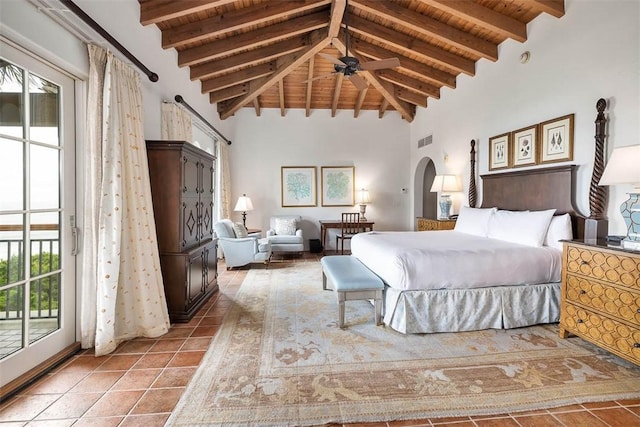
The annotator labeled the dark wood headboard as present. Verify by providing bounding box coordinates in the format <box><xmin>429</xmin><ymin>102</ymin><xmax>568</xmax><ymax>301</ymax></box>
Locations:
<box><xmin>480</xmin><ymin>165</ymin><xmax>585</xmax><ymax>239</ymax></box>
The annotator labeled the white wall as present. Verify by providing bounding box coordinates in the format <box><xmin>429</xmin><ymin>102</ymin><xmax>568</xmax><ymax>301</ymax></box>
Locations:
<box><xmin>229</xmin><ymin>108</ymin><xmax>411</xmax><ymax>249</ymax></box>
<box><xmin>410</xmin><ymin>0</ymin><xmax>640</xmax><ymax>236</ymax></box>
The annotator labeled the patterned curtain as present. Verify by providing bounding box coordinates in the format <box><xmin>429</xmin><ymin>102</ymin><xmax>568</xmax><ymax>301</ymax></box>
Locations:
<box><xmin>161</xmin><ymin>102</ymin><xmax>192</xmax><ymax>141</ymax></box>
<box><xmin>81</xmin><ymin>45</ymin><xmax>170</xmax><ymax>356</ymax></box>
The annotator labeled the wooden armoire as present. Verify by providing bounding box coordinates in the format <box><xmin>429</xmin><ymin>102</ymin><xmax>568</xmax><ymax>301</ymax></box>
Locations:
<box><xmin>146</xmin><ymin>140</ymin><xmax>218</xmax><ymax>322</ymax></box>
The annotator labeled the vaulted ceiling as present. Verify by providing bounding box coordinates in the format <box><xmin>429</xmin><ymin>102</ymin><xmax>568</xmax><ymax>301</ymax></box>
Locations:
<box><xmin>138</xmin><ymin>0</ymin><xmax>565</xmax><ymax>122</ymax></box>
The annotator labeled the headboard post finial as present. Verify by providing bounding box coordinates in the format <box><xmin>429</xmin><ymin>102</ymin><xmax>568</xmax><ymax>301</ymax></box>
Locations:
<box><xmin>585</xmin><ymin>98</ymin><xmax>609</xmax><ymax>240</ymax></box>
<box><xmin>469</xmin><ymin>139</ymin><xmax>477</xmax><ymax>208</ymax></box>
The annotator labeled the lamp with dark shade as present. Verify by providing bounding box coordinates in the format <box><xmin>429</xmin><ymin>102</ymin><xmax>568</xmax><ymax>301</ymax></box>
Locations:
<box><xmin>598</xmin><ymin>144</ymin><xmax>640</xmax><ymax>250</ymax></box>
<box><xmin>430</xmin><ymin>175</ymin><xmax>462</xmax><ymax>219</ymax></box>
<box><xmin>233</xmin><ymin>194</ymin><xmax>254</xmax><ymax>229</ymax></box>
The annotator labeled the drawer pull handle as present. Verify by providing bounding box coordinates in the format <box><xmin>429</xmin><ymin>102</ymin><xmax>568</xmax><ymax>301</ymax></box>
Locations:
<box><xmin>577</xmin><ymin>319</ymin><xmax>584</xmax><ymax>324</ymax></box>
<box><xmin>580</xmin><ymin>261</ymin><xmax>589</xmax><ymax>265</ymax></box>
<box><xmin>579</xmin><ymin>290</ymin><xmax>587</xmax><ymax>295</ymax></box>
<box><xmin>635</xmin><ymin>343</ymin><xmax>640</xmax><ymax>349</ymax></box>
<box><xmin>637</xmin><ymin>309</ymin><xmax>640</xmax><ymax>314</ymax></box>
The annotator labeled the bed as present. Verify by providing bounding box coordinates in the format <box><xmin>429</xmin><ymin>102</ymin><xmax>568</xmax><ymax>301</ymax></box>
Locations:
<box><xmin>351</xmin><ymin>153</ymin><xmax>587</xmax><ymax>334</ymax></box>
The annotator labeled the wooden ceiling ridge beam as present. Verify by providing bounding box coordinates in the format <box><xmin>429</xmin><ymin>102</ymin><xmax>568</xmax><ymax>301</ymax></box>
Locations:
<box><xmin>332</xmin><ymin>37</ymin><xmax>414</xmax><ymax>122</ymax></box>
<box><xmin>346</xmin><ymin>14</ymin><xmax>475</xmax><ymax>76</ymax></box>
<box><xmin>219</xmin><ymin>28</ymin><xmax>332</xmax><ymax>120</ymax></box>
<box><xmin>162</xmin><ymin>0</ymin><xmax>331</xmax><ymax>49</ymax></box>
<box><xmin>201</xmin><ymin>62</ymin><xmax>275</xmax><ymax>93</ymax></box>
<box><xmin>331</xmin><ymin>73</ymin><xmax>344</xmax><ymax>117</ymax></box>
<box><xmin>209</xmin><ymin>83</ymin><xmax>249</xmax><ymax>104</ymax></box>
<box><xmin>350</xmin><ymin>0</ymin><xmax>497</xmax><ymax>61</ymax></box>
<box><xmin>347</xmin><ymin>35</ymin><xmax>456</xmax><ymax>89</ymax></box>
<box><xmin>528</xmin><ymin>0</ymin><xmax>566</xmax><ymax>18</ymax></box>
<box><xmin>377</xmin><ymin>70</ymin><xmax>440</xmax><ymax>99</ymax></box>
<box><xmin>190</xmin><ymin>38</ymin><xmax>306</xmax><ymax>81</ymax></box>
<box><xmin>178</xmin><ymin>11</ymin><xmax>328</xmax><ymax>67</ymax></box>
<box><xmin>140</xmin><ymin>0</ymin><xmax>235</xmax><ymax>26</ymax></box>
<box><xmin>328</xmin><ymin>0</ymin><xmax>347</xmax><ymax>38</ymax></box>
<box><xmin>416</xmin><ymin>0</ymin><xmax>527</xmax><ymax>43</ymax></box>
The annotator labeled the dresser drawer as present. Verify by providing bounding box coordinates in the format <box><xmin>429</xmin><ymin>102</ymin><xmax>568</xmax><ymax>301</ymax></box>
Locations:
<box><xmin>565</xmin><ymin>245</ymin><xmax>640</xmax><ymax>289</ymax></box>
<box><xmin>562</xmin><ymin>302</ymin><xmax>640</xmax><ymax>364</ymax></box>
<box><xmin>565</xmin><ymin>274</ymin><xmax>640</xmax><ymax>325</ymax></box>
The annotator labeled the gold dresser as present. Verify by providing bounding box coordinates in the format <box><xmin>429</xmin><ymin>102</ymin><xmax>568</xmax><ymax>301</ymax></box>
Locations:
<box><xmin>559</xmin><ymin>240</ymin><xmax>640</xmax><ymax>365</ymax></box>
<box><xmin>416</xmin><ymin>218</ymin><xmax>456</xmax><ymax>231</ymax></box>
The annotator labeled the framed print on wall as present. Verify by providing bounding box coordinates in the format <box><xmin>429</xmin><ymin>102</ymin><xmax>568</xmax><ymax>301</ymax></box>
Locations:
<box><xmin>489</xmin><ymin>133</ymin><xmax>510</xmax><ymax>170</ymax></box>
<box><xmin>540</xmin><ymin>114</ymin><xmax>574</xmax><ymax>164</ymax></box>
<box><xmin>281</xmin><ymin>166</ymin><xmax>317</xmax><ymax>207</ymax></box>
<box><xmin>321</xmin><ymin>166</ymin><xmax>355</xmax><ymax>206</ymax></box>
<box><xmin>512</xmin><ymin>125</ymin><xmax>538</xmax><ymax>167</ymax></box>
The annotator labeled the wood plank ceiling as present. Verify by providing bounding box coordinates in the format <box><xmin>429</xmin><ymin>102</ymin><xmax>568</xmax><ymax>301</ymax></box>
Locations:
<box><xmin>138</xmin><ymin>0</ymin><xmax>565</xmax><ymax>122</ymax></box>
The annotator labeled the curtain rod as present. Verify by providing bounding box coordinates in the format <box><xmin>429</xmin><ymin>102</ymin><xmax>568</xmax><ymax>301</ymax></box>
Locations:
<box><xmin>59</xmin><ymin>0</ymin><xmax>159</xmax><ymax>82</ymax></box>
<box><xmin>175</xmin><ymin>95</ymin><xmax>232</xmax><ymax>145</ymax></box>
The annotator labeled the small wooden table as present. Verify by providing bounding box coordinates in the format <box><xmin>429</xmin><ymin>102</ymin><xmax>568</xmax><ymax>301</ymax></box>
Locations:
<box><xmin>319</xmin><ymin>219</ymin><xmax>375</xmax><ymax>254</ymax></box>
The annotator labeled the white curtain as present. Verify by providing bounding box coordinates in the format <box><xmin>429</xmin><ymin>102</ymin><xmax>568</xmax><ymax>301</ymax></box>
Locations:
<box><xmin>218</xmin><ymin>141</ymin><xmax>232</xmax><ymax>221</ymax></box>
<box><xmin>161</xmin><ymin>102</ymin><xmax>192</xmax><ymax>141</ymax></box>
<box><xmin>81</xmin><ymin>45</ymin><xmax>170</xmax><ymax>356</ymax></box>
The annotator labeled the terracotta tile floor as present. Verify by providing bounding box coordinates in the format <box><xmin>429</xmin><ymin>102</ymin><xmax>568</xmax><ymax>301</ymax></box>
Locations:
<box><xmin>2</xmin><ymin>253</ymin><xmax>640</xmax><ymax>426</ymax></box>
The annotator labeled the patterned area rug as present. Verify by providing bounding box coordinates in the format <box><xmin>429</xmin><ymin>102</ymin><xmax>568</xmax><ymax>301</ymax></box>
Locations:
<box><xmin>167</xmin><ymin>263</ymin><xmax>640</xmax><ymax>426</ymax></box>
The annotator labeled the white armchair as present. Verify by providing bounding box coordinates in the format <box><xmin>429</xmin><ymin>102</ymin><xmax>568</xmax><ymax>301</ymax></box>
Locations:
<box><xmin>214</xmin><ymin>220</ymin><xmax>271</xmax><ymax>269</ymax></box>
<box><xmin>266</xmin><ymin>215</ymin><xmax>304</xmax><ymax>254</ymax></box>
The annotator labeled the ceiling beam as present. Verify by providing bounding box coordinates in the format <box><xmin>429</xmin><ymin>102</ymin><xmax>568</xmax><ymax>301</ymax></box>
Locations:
<box><xmin>218</xmin><ymin>29</ymin><xmax>332</xmax><ymax>120</ymax></box>
<box><xmin>379</xmin><ymin>98</ymin><xmax>389</xmax><ymax>119</ymax></box>
<box><xmin>328</xmin><ymin>0</ymin><xmax>347</xmax><ymax>37</ymax></box>
<box><xmin>209</xmin><ymin>84</ymin><xmax>249</xmax><ymax>103</ymax></box>
<box><xmin>350</xmin><ymin>0</ymin><xmax>497</xmax><ymax>61</ymax></box>
<box><xmin>332</xmin><ymin>37</ymin><xmax>415</xmax><ymax>122</ymax></box>
<box><xmin>416</xmin><ymin>0</ymin><xmax>527</xmax><ymax>43</ymax></box>
<box><xmin>331</xmin><ymin>73</ymin><xmax>344</xmax><ymax>117</ymax></box>
<box><xmin>140</xmin><ymin>0</ymin><xmax>236</xmax><ymax>26</ymax></box>
<box><xmin>306</xmin><ymin>56</ymin><xmax>315</xmax><ymax>117</ymax></box>
<box><xmin>528</xmin><ymin>0</ymin><xmax>565</xmax><ymax>18</ymax></box>
<box><xmin>162</xmin><ymin>0</ymin><xmax>331</xmax><ymax>49</ymax></box>
<box><xmin>279</xmin><ymin>79</ymin><xmax>286</xmax><ymax>116</ymax></box>
<box><xmin>354</xmin><ymin>87</ymin><xmax>368</xmax><ymax>118</ymax></box>
<box><xmin>397</xmin><ymin>88</ymin><xmax>428</xmax><ymax>107</ymax></box>
<box><xmin>190</xmin><ymin>38</ymin><xmax>306</xmax><ymax>81</ymax></box>
<box><xmin>348</xmin><ymin>35</ymin><xmax>456</xmax><ymax>89</ymax></box>
<box><xmin>201</xmin><ymin>62</ymin><xmax>275</xmax><ymax>93</ymax></box>
<box><xmin>253</xmin><ymin>98</ymin><xmax>261</xmax><ymax>116</ymax></box>
<box><xmin>178</xmin><ymin>11</ymin><xmax>328</xmax><ymax>67</ymax></box>
<box><xmin>377</xmin><ymin>70</ymin><xmax>440</xmax><ymax>99</ymax></box>
<box><xmin>346</xmin><ymin>14</ymin><xmax>475</xmax><ymax>76</ymax></box>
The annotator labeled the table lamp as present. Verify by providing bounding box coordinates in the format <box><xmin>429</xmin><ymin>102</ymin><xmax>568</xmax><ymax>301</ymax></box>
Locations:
<box><xmin>430</xmin><ymin>175</ymin><xmax>462</xmax><ymax>219</ymax></box>
<box><xmin>598</xmin><ymin>144</ymin><xmax>640</xmax><ymax>250</ymax></box>
<box><xmin>356</xmin><ymin>188</ymin><xmax>371</xmax><ymax>221</ymax></box>
<box><xmin>233</xmin><ymin>194</ymin><xmax>254</xmax><ymax>229</ymax></box>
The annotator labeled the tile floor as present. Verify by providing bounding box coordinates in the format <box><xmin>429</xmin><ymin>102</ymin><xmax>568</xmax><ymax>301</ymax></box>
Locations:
<box><xmin>1</xmin><ymin>253</ymin><xmax>640</xmax><ymax>426</ymax></box>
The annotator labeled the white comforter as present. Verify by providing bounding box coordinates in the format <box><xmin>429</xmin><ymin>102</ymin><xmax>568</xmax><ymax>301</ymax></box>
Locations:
<box><xmin>350</xmin><ymin>230</ymin><xmax>561</xmax><ymax>291</ymax></box>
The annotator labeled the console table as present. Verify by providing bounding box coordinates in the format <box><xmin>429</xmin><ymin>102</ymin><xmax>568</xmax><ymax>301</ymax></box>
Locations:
<box><xmin>319</xmin><ymin>219</ymin><xmax>375</xmax><ymax>254</ymax></box>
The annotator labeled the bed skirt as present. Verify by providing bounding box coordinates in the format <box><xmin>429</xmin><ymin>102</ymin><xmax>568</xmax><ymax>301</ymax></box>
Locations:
<box><xmin>383</xmin><ymin>282</ymin><xmax>560</xmax><ymax>334</ymax></box>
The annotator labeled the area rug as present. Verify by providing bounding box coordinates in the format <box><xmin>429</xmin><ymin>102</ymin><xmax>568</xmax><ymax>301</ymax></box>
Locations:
<box><xmin>167</xmin><ymin>263</ymin><xmax>640</xmax><ymax>426</ymax></box>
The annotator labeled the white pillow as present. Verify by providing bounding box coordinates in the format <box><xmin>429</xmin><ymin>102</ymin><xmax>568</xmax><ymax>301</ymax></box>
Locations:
<box><xmin>232</xmin><ymin>222</ymin><xmax>248</xmax><ymax>238</ymax></box>
<box><xmin>487</xmin><ymin>209</ymin><xmax>556</xmax><ymax>247</ymax></box>
<box><xmin>454</xmin><ymin>206</ymin><xmax>497</xmax><ymax>237</ymax></box>
<box><xmin>544</xmin><ymin>213</ymin><xmax>573</xmax><ymax>251</ymax></box>
<box><xmin>274</xmin><ymin>218</ymin><xmax>297</xmax><ymax>235</ymax></box>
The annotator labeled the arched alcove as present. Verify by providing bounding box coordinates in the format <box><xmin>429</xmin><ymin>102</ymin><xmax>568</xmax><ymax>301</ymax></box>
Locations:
<box><xmin>413</xmin><ymin>157</ymin><xmax>438</xmax><ymax>228</ymax></box>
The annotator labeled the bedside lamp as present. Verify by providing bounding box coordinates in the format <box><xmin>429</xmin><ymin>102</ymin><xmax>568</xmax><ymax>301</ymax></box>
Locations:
<box><xmin>598</xmin><ymin>144</ymin><xmax>640</xmax><ymax>250</ymax></box>
<box><xmin>430</xmin><ymin>175</ymin><xmax>462</xmax><ymax>219</ymax></box>
<box><xmin>233</xmin><ymin>194</ymin><xmax>254</xmax><ymax>229</ymax></box>
<box><xmin>356</xmin><ymin>188</ymin><xmax>371</xmax><ymax>221</ymax></box>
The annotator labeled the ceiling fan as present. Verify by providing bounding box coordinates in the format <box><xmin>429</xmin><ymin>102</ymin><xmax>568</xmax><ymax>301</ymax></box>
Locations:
<box><xmin>306</xmin><ymin>0</ymin><xmax>400</xmax><ymax>90</ymax></box>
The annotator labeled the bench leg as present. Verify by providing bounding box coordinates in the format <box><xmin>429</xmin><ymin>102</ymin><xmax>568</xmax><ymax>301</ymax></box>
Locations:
<box><xmin>322</xmin><ymin>272</ymin><xmax>327</xmax><ymax>290</ymax></box>
<box><xmin>374</xmin><ymin>290</ymin><xmax>383</xmax><ymax>326</ymax></box>
<box><xmin>338</xmin><ymin>292</ymin><xmax>346</xmax><ymax>328</ymax></box>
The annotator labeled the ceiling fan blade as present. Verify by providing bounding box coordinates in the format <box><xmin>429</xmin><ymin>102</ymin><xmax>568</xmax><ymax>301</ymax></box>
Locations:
<box><xmin>348</xmin><ymin>74</ymin><xmax>368</xmax><ymax>91</ymax></box>
<box><xmin>318</xmin><ymin>52</ymin><xmax>346</xmax><ymax>66</ymax></box>
<box><xmin>359</xmin><ymin>57</ymin><xmax>401</xmax><ymax>71</ymax></box>
<box><xmin>303</xmin><ymin>72</ymin><xmax>336</xmax><ymax>84</ymax></box>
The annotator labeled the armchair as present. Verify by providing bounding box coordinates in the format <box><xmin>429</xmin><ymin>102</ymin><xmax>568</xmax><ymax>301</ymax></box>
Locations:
<box><xmin>266</xmin><ymin>215</ymin><xmax>304</xmax><ymax>254</ymax></box>
<box><xmin>214</xmin><ymin>219</ymin><xmax>271</xmax><ymax>269</ymax></box>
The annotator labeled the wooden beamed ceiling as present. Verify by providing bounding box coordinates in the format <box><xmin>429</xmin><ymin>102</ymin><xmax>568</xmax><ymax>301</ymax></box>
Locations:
<box><xmin>139</xmin><ymin>0</ymin><xmax>565</xmax><ymax>122</ymax></box>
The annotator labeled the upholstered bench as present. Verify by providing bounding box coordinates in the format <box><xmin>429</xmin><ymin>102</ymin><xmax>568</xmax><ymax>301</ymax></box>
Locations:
<box><xmin>320</xmin><ymin>255</ymin><xmax>384</xmax><ymax>328</ymax></box>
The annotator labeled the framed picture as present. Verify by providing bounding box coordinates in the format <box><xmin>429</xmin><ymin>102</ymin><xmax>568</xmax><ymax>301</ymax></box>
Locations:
<box><xmin>321</xmin><ymin>166</ymin><xmax>355</xmax><ymax>206</ymax></box>
<box><xmin>540</xmin><ymin>114</ymin><xmax>574</xmax><ymax>164</ymax></box>
<box><xmin>489</xmin><ymin>133</ymin><xmax>510</xmax><ymax>170</ymax></box>
<box><xmin>511</xmin><ymin>125</ymin><xmax>538</xmax><ymax>167</ymax></box>
<box><xmin>281</xmin><ymin>166</ymin><xmax>317</xmax><ymax>207</ymax></box>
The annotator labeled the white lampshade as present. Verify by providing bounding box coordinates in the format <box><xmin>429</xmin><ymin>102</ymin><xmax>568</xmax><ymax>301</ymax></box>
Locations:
<box><xmin>234</xmin><ymin>194</ymin><xmax>254</xmax><ymax>212</ymax></box>
<box><xmin>356</xmin><ymin>188</ymin><xmax>370</xmax><ymax>205</ymax></box>
<box><xmin>599</xmin><ymin>145</ymin><xmax>640</xmax><ymax>191</ymax></box>
<box><xmin>430</xmin><ymin>175</ymin><xmax>462</xmax><ymax>193</ymax></box>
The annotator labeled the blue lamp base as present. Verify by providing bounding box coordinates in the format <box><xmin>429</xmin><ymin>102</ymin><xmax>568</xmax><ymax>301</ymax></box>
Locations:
<box><xmin>439</xmin><ymin>195</ymin><xmax>452</xmax><ymax>220</ymax></box>
<box><xmin>621</xmin><ymin>192</ymin><xmax>640</xmax><ymax>250</ymax></box>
